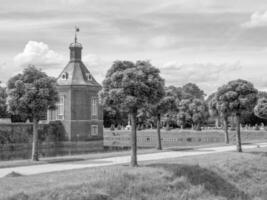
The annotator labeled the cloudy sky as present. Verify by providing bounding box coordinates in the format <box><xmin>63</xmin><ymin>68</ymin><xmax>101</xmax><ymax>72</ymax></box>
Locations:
<box><xmin>1</xmin><ymin>0</ymin><xmax>267</xmax><ymax>95</ymax></box>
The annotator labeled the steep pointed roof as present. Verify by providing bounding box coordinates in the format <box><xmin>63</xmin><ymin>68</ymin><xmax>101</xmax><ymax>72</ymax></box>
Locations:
<box><xmin>56</xmin><ymin>40</ymin><xmax>101</xmax><ymax>88</ymax></box>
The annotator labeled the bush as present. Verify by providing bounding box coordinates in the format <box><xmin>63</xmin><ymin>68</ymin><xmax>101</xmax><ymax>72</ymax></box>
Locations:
<box><xmin>254</xmin><ymin>124</ymin><xmax>260</xmax><ymax>131</ymax></box>
<box><xmin>117</xmin><ymin>124</ymin><xmax>122</xmax><ymax>130</ymax></box>
<box><xmin>39</xmin><ymin>121</ymin><xmax>66</xmax><ymax>142</ymax></box>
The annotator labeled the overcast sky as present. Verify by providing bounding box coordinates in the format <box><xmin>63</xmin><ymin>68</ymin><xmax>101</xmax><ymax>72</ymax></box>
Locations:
<box><xmin>1</xmin><ymin>0</ymin><xmax>267</xmax><ymax>95</ymax></box>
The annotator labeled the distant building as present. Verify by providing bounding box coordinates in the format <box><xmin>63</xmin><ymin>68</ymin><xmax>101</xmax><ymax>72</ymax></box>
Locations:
<box><xmin>47</xmin><ymin>35</ymin><xmax>103</xmax><ymax>142</ymax></box>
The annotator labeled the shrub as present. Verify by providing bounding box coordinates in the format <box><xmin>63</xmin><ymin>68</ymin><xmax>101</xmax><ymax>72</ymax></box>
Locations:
<box><xmin>117</xmin><ymin>124</ymin><xmax>122</xmax><ymax>130</ymax></box>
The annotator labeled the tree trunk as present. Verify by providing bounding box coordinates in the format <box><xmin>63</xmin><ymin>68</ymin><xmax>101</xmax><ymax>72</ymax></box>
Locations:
<box><xmin>166</xmin><ymin>121</ymin><xmax>170</xmax><ymax>130</ymax></box>
<box><xmin>224</xmin><ymin>117</ymin><xmax>229</xmax><ymax>144</ymax></box>
<box><xmin>32</xmin><ymin>117</ymin><xmax>39</xmax><ymax>161</ymax></box>
<box><xmin>195</xmin><ymin>123</ymin><xmax>201</xmax><ymax>131</ymax></box>
<box><xmin>156</xmin><ymin>114</ymin><xmax>162</xmax><ymax>150</ymax></box>
<box><xmin>215</xmin><ymin>117</ymin><xmax>219</xmax><ymax>128</ymax></box>
<box><xmin>236</xmin><ymin>114</ymin><xmax>242</xmax><ymax>152</ymax></box>
<box><xmin>130</xmin><ymin>111</ymin><xmax>138</xmax><ymax>167</ymax></box>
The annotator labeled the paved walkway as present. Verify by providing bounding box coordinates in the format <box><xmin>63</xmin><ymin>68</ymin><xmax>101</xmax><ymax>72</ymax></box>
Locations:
<box><xmin>1</xmin><ymin>142</ymin><xmax>267</xmax><ymax>178</ymax></box>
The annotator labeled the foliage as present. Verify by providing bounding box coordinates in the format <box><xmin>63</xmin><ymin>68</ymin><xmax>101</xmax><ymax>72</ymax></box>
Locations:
<box><xmin>0</xmin><ymin>86</ymin><xmax>8</xmax><ymax>118</ymax></box>
<box><xmin>177</xmin><ymin>98</ymin><xmax>208</xmax><ymax>130</ymax></box>
<box><xmin>177</xmin><ymin>99</ymin><xmax>192</xmax><ymax>128</ymax></box>
<box><xmin>7</xmin><ymin>66</ymin><xmax>59</xmax><ymax>121</ymax></box>
<box><xmin>0</xmin><ymin>121</ymin><xmax>65</xmax><ymax>144</ymax></box>
<box><xmin>216</xmin><ymin>79</ymin><xmax>258</xmax><ymax>116</ymax></box>
<box><xmin>181</xmin><ymin>83</ymin><xmax>205</xmax><ymax>100</ymax></box>
<box><xmin>101</xmin><ymin>60</ymin><xmax>165</xmax><ymax>113</ymax></box>
<box><xmin>254</xmin><ymin>98</ymin><xmax>267</xmax><ymax>119</ymax></box>
<box><xmin>189</xmin><ymin>99</ymin><xmax>209</xmax><ymax>130</ymax></box>
<box><xmin>103</xmin><ymin>106</ymin><xmax>128</xmax><ymax>127</ymax></box>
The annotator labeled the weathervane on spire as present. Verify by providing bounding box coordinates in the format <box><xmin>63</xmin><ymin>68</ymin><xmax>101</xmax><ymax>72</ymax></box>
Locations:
<box><xmin>74</xmin><ymin>26</ymin><xmax>80</xmax><ymax>43</ymax></box>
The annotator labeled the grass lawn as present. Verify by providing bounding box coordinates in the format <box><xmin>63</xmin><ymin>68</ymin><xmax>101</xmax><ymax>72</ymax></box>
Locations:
<box><xmin>1</xmin><ymin>147</ymin><xmax>267</xmax><ymax>200</ymax></box>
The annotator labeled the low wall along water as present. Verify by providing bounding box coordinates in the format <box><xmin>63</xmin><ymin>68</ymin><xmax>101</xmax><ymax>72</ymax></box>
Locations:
<box><xmin>104</xmin><ymin>129</ymin><xmax>267</xmax><ymax>148</ymax></box>
<box><xmin>0</xmin><ymin>122</ymin><xmax>103</xmax><ymax>161</ymax></box>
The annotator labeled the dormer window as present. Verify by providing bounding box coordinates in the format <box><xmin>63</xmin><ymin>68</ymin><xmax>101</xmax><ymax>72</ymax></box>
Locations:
<box><xmin>62</xmin><ymin>72</ymin><xmax>69</xmax><ymax>80</ymax></box>
<box><xmin>86</xmin><ymin>73</ymin><xmax>92</xmax><ymax>81</ymax></box>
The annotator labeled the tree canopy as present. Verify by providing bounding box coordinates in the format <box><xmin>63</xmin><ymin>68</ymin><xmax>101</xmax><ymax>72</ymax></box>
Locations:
<box><xmin>0</xmin><ymin>86</ymin><xmax>8</xmax><ymax>118</ymax></box>
<box><xmin>216</xmin><ymin>79</ymin><xmax>258</xmax><ymax>116</ymax></box>
<box><xmin>7</xmin><ymin>66</ymin><xmax>59</xmax><ymax>121</ymax></box>
<box><xmin>254</xmin><ymin>98</ymin><xmax>267</xmax><ymax>119</ymax></box>
<box><xmin>182</xmin><ymin>83</ymin><xmax>205</xmax><ymax>100</ymax></box>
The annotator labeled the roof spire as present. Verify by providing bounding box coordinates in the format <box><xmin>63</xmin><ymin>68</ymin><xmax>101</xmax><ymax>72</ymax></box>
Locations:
<box><xmin>74</xmin><ymin>26</ymin><xmax>80</xmax><ymax>43</ymax></box>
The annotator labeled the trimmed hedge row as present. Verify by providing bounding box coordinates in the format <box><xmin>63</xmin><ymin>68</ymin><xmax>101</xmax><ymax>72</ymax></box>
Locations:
<box><xmin>0</xmin><ymin>121</ymin><xmax>65</xmax><ymax>144</ymax></box>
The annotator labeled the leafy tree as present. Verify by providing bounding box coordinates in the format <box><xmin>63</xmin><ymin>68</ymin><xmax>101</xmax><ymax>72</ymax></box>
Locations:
<box><xmin>189</xmin><ymin>99</ymin><xmax>209</xmax><ymax>130</ymax></box>
<box><xmin>177</xmin><ymin>99</ymin><xmax>192</xmax><ymax>129</ymax></box>
<box><xmin>0</xmin><ymin>86</ymin><xmax>8</xmax><ymax>118</ymax></box>
<box><xmin>258</xmin><ymin>91</ymin><xmax>267</xmax><ymax>99</ymax></box>
<box><xmin>207</xmin><ymin>93</ymin><xmax>220</xmax><ymax>128</ymax></box>
<box><xmin>182</xmin><ymin>83</ymin><xmax>205</xmax><ymax>100</ymax></box>
<box><xmin>146</xmin><ymin>88</ymin><xmax>175</xmax><ymax>150</ymax></box>
<box><xmin>177</xmin><ymin>98</ymin><xmax>208</xmax><ymax>130</ymax></box>
<box><xmin>216</xmin><ymin>79</ymin><xmax>258</xmax><ymax>152</ymax></box>
<box><xmin>101</xmin><ymin>60</ymin><xmax>165</xmax><ymax>166</ymax></box>
<box><xmin>7</xmin><ymin>65</ymin><xmax>59</xmax><ymax>161</ymax></box>
<box><xmin>208</xmin><ymin>93</ymin><xmax>230</xmax><ymax>143</ymax></box>
<box><xmin>236</xmin><ymin>91</ymin><xmax>267</xmax><ymax>126</ymax></box>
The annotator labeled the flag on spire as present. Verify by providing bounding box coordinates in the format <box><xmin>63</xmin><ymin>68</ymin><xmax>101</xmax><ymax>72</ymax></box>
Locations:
<box><xmin>74</xmin><ymin>26</ymin><xmax>79</xmax><ymax>43</ymax></box>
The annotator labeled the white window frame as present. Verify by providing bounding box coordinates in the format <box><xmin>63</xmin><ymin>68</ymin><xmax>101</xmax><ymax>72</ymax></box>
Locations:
<box><xmin>91</xmin><ymin>97</ymin><xmax>98</xmax><ymax>117</ymax></box>
<box><xmin>56</xmin><ymin>95</ymin><xmax>65</xmax><ymax>120</ymax></box>
<box><xmin>91</xmin><ymin>125</ymin><xmax>98</xmax><ymax>136</ymax></box>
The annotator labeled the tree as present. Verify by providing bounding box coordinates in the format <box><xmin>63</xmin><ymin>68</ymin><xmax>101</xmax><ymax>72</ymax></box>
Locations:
<box><xmin>7</xmin><ymin>65</ymin><xmax>59</xmax><ymax>161</ymax></box>
<box><xmin>208</xmin><ymin>93</ymin><xmax>230</xmax><ymax>144</ymax></box>
<box><xmin>146</xmin><ymin>88</ymin><xmax>175</xmax><ymax>150</ymax></box>
<box><xmin>189</xmin><ymin>99</ymin><xmax>209</xmax><ymax>130</ymax></box>
<box><xmin>177</xmin><ymin>98</ymin><xmax>208</xmax><ymax>130</ymax></box>
<box><xmin>0</xmin><ymin>86</ymin><xmax>8</xmax><ymax>118</ymax></box>
<box><xmin>177</xmin><ymin>99</ymin><xmax>192</xmax><ymax>129</ymax></box>
<box><xmin>101</xmin><ymin>60</ymin><xmax>165</xmax><ymax>166</ymax></box>
<box><xmin>182</xmin><ymin>83</ymin><xmax>205</xmax><ymax>100</ymax></box>
<box><xmin>216</xmin><ymin>79</ymin><xmax>258</xmax><ymax>152</ymax></box>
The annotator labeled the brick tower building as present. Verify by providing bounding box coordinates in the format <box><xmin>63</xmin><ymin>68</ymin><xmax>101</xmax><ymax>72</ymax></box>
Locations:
<box><xmin>47</xmin><ymin>34</ymin><xmax>103</xmax><ymax>144</ymax></box>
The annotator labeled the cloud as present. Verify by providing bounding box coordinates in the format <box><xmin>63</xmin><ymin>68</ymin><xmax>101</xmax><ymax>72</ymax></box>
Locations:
<box><xmin>242</xmin><ymin>11</ymin><xmax>267</xmax><ymax>28</ymax></box>
<box><xmin>60</xmin><ymin>0</ymin><xmax>86</xmax><ymax>5</ymax></box>
<box><xmin>148</xmin><ymin>35</ymin><xmax>179</xmax><ymax>49</ymax></box>
<box><xmin>14</xmin><ymin>41</ymin><xmax>64</xmax><ymax>68</ymax></box>
<box><xmin>83</xmin><ymin>54</ymin><xmax>109</xmax><ymax>83</ymax></box>
<box><xmin>161</xmin><ymin>61</ymin><xmax>243</xmax><ymax>94</ymax></box>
